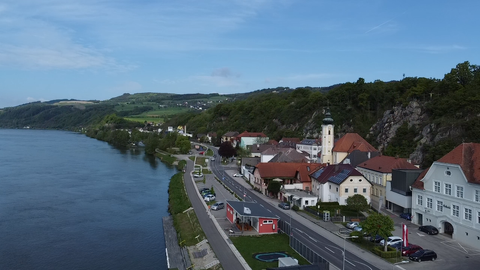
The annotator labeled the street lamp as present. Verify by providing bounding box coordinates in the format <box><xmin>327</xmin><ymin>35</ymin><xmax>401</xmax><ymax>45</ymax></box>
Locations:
<box><xmin>343</xmin><ymin>235</ymin><xmax>358</xmax><ymax>270</ymax></box>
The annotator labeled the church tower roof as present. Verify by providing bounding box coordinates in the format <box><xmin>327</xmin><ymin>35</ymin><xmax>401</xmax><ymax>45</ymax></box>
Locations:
<box><xmin>322</xmin><ymin>108</ymin><xmax>334</xmax><ymax>125</ymax></box>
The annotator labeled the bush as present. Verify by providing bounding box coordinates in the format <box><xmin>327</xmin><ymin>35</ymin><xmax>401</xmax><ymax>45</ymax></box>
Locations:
<box><xmin>372</xmin><ymin>246</ymin><xmax>400</xmax><ymax>258</ymax></box>
<box><xmin>292</xmin><ymin>205</ymin><xmax>300</xmax><ymax>211</ymax></box>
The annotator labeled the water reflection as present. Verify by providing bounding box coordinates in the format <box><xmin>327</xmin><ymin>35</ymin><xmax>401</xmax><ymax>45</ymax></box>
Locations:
<box><xmin>143</xmin><ymin>154</ymin><xmax>158</xmax><ymax>169</ymax></box>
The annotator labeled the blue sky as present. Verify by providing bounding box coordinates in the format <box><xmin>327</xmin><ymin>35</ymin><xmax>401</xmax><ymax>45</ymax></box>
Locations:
<box><xmin>1</xmin><ymin>0</ymin><xmax>479</xmax><ymax>108</ymax></box>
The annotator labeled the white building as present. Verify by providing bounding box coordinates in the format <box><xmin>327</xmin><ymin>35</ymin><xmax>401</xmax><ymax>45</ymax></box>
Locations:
<box><xmin>411</xmin><ymin>143</ymin><xmax>480</xmax><ymax>249</ymax></box>
<box><xmin>296</xmin><ymin>139</ymin><xmax>321</xmax><ymax>163</ymax></box>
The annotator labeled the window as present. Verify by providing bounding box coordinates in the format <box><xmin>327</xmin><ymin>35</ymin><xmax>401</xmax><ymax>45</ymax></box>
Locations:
<box><xmin>329</xmin><ymin>184</ymin><xmax>331</xmax><ymax>190</ymax></box>
<box><xmin>263</xmin><ymin>220</ymin><xmax>273</xmax><ymax>224</ymax></box>
<box><xmin>445</xmin><ymin>183</ymin><xmax>452</xmax><ymax>196</ymax></box>
<box><xmin>465</xmin><ymin>208</ymin><xmax>472</xmax><ymax>221</ymax></box>
<box><xmin>354</xmin><ymin>188</ymin><xmax>358</xmax><ymax>194</ymax></box>
<box><xmin>436</xmin><ymin>201</ymin><xmax>443</xmax><ymax>212</ymax></box>
<box><xmin>456</xmin><ymin>186</ymin><xmax>464</xmax><ymax>198</ymax></box>
<box><xmin>478</xmin><ymin>212</ymin><xmax>480</xmax><ymax>224</ymax></box>
<box><xmin>476</xmin><ymin>190</ymin><xmax>480</xmax><ymax>202</ymax></box>
<box><xmin>305</xmin><ymin>200</ymin><xmax>309</xmax><ymax>205</ymax></box>
<box><xmin>336</xmin><ymin>187</ymin><xmax>338</xmax><ymax>192</ymax></box>
<box><xmin>452</xmin><ymin>204</ymin><xmax>459</xmax><ymax>217</ymax></box>
<box><xmin>363</xmin><ymin>188</ymin><xmax>367</xmax><ymax>193</ymax></box>
<box><xmin>427</xmin><ymin>198</ymin><xmax>433</xmax><ymax>209</ymax></box>
<box><xmin>434</xmin><ymin>181</ymin><xmax>441</xmax><ymax>193</ymax></box>
<box><xmin>417</xmin><ymin>195</ymin><xmax>423</xmax><ymax>206</ymax></box>
<box><xmin>345</xmin><ymin>188</ymin><xmax>349</xmax><ymax>193</ymax></box>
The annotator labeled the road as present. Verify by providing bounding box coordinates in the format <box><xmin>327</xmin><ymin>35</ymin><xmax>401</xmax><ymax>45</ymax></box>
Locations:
<box><xmin>208</xmin><ymin>149</ymin><xmax>384</xmax><ymax>270</ymax></box>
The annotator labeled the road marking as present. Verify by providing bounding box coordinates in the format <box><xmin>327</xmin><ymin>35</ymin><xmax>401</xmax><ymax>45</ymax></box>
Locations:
<box><xmin>308</xmin><ymin>235</ymin><xmax>318</xmax><ymax>243</ymax></box>
<box><xmin>296</xmin><ymin>229</ymin><xmax>304</xmax><ymax>234</ymax></box>
<box><xmin>346</xmin><ymin>259</ymin><xmax>355</xmax><ymax>266</ymax></box>
<box><xmin>395</xmin><ymin>265</ymin><xmax>406</xmax><ymax>270</ymax></box>
<box><xmin>266</xmin><ymin>209</ymin><xmax>272</xmax><ymax>212</ymax></box>
<box><xmin>260</xmin><ymin>204</ymin><xmax>264</xmax><ymax>208</ymax></box>
<box><xmin>324</xmin><ymin>247</ymin><xmax>335</xmax><ymax>253</ymax></box>
<box><xmin>416</xmin><ymin>232</ymin><xmax>425</xmax><ymax>236</ymax></box>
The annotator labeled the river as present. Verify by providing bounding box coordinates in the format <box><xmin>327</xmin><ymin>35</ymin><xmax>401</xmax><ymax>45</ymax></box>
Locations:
<box><xmin>0</xmin><ymin>129</ymin><xmax>176</xmax><ymax>270</ymax></box>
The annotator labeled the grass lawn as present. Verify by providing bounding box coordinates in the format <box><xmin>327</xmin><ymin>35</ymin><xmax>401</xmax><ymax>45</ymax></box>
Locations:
<box><xmin>230</xmin><ymin>234</ymin><xmax>310</xmax><ymax>270</ymax></box>
<box><xmin>173</xmin><ymin>210</ymin><xmax>206</xmax><ymax>246</ymax></box>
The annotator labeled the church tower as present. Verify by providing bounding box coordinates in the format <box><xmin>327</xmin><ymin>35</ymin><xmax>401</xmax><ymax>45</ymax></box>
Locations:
<box><xmin>320</xmin><ymin>108</ymin><xmax>334</xmax><ymax>164</ymax></box>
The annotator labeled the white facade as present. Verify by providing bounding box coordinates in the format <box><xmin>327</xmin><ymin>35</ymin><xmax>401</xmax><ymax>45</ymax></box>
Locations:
<box><xmin>320</xmin><ymin>123</ymin><xmax>334</xmax><ymax>164</ymax></box>
<box><xmin>313</xmin><ymin>175</ymin><xmax>371</xmax><ymax>205</ymax></box>
<box><xmin>296</xmin><ymin>141</ymin><xmax>320</xmax><ymax>162</ymax></box>
<box><xmin>240</xmin><ymin>136</ymin><xmax>269</xmax><ymax>149</ymax></box>
<box><xmin>412</xmin><ymin>162</ymin><xmax>480</xmax><ymax>249</ymax></box>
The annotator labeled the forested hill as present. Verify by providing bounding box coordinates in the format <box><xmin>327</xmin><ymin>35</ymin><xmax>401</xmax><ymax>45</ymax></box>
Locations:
<box><xmin>166</xmin><ymin>61</ymin><xmax>480</xmax><ymax>168</ymax></box>
<box><xmin>0</xmin><ymin>61</ymin><xmax>478</xmax><ymax>167</ymax></box>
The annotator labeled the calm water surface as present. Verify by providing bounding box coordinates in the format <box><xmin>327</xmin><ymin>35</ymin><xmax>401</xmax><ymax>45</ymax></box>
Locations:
<box><xmin>0</xmin><ymin>129</ymin><xmax>176</xmax><ymax>270</ymax></box>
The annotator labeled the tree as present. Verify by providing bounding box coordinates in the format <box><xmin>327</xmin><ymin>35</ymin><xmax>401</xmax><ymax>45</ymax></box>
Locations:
<box><xmin>267</xmin><ymin>181</ymin><xmax>281</xmax><ymax>196</ymax></box>
<box><xmin>175</xmin><ymin>135</ymin><xmax>191</xmax><ymax>154</ymax></box>
<box><xmin>218</xmin><ymin>141</ymin><xmax>236</xmax><ymax>159</ymax></box>
<box><xmin>346</xmin><ymin>194</ymin><xmax>369</xmax><ymax>217</ymax></box>
<box><xmin>361</xmin><ymin>213</ymin><xmax>394</xmax><ymax>252</ymax></box>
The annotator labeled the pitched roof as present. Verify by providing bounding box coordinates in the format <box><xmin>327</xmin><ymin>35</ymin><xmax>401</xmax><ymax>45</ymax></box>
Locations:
<box><xmin>237</xmin><ymin>131</ymin><xmax>268</xmax><ymax>138</ymax></box>
<box><xmin>341</xmin><ymin>150</ymin><xmax>380</xmax><ymax>167</ymax></box>
<box><xmin>310</xmin><ymin>164</ymin><xmax>365</xmax><ymax>185</ymax></box>
<box><xmin>357</xmin><ymin>155</ymin><xmax>418</xmax><ymax>173</ymax></box>
<box><xmin>227</xmin><ymin>201</ymin><xmax>278</xmax><ymax>218</ymax></box>
<box><xmin>411</xmin><ymin>143</ymin><xmax>480</xmax><ymax>190</ymax></box>
<box><xmin>299</xmin><ymin>138</ymin><xmax>322</xmax><ymax>145</ymax></box>
<box><xmin>249</xmin><ymin>144</ymin><xmax>276</xmax><ymax>154</ymax></box>
<box><xmin>333</xmin><ymin>133</ymin><xmax>378</xmax><ymax>153</ymax></box>
<box><xmin>223</xmin><ymin>131</ymin><xmax>239</xmax><ymax>137</ymax></box>
<box><xmin>269</xmin><ymin>148</ymin><xmax>309</xmax><ymax>163</ymax></box>
<box><xmin>437</xmin><ymin>143</ymin><xmax>480</xmax><ymax>185</ymax></box>
<box><xmin>254</xmin><ymin>162</ymin><xmax>323</xmax><ymax>182</ymax></box>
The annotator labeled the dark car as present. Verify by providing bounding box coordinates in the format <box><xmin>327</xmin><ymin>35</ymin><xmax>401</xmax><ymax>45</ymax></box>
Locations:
<box><xmin>369</xmin><ymin>234</ymin><xmax>384</xmax><ymax>243</ymax></box>
<box><xmin>419</xmin><ymin>225</ymin><xmax>439</xmax><ymax>235</ymax></box>
<box><xmin>401</xmin><ymin>244</ymin><xmax>423</xmax><ymax>256</ymax></box>
<box><xmin>400</xmin><ymin>213</ymin><xmax>412</xmax><ymax>220</ymax></box>
<box><xmin>409</xmin><ymin>249</ymin><xmax>437</xmax><ymax>262</ymax></box>
<box><xmin>278</xmin><ymin>202</ymin><xmax>290</xmax><ymax>210</ymax></box>
<box><xmin>199</xmin><ymin>187</ymin><xmax>210</xmax><ymax>194</ymax></box>
<box><xmin>390</xmin><ymin>241</ymin><xmax>404</xmax><ymax>250</ymax></box>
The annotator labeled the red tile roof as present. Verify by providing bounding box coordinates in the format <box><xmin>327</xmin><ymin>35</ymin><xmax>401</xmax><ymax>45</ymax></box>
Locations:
<box><xmin>254</xmin><ymin>162</ymin><xmax>324</xmax><ymax>183</ymax></box>
<box><xmin>237</xmin><ymin>131</ymin><xmax>268</xmax><ymax>138</ymax></box>
<box><xmin>333</xmin><ymin>133</ymin><xmax>378</xmax><ymax>153</ymax></box>
<box><xmin>357</xmin><ymin>155</ymin><xmax>418</xmax><ymax>173</ymax></box>
<box><xmin>437</xmin><ymin>143</ymin><xmax>480</xmax><ymax>185</ymax></box>
<box><xmin>411</xmin><ymin>169</ymin><xmax>429</xmax><ymax>190</ymax></box>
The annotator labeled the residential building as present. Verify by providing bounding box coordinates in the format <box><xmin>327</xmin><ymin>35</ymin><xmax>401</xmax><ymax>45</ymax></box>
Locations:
<box><xmin>385</xmin><ymin>169</ymin><xmax>423</xmax><ymax>213</ymax></box>
<box><xmin>411</xmin><ymin>143</ymin><xmax>480</xmax><ymax>249</ymax></box>
<box><xmin>278</xmin><ymin>138</ymin><xmax>302</xmax><ymax>148</ymax></box>
<box><xmin>310</xmin><ymin>164</ymin><xmax>372</xmax><ymax>205</ymax></box>
<box><xmin>240</xmin><ymin>157</ymin><xmax>261</xmax><ymax>185</ymax></box>
<box><xmin>296</xmin><ymin>139</ymin><xmax>322</xmax><ymax>163</ymax></box>
<box><xmin>356</xmin><ymin>155</ymin><xmax>418</xmax><ymax>211</ymax></box>
<box><xmin>221</xmin><ymin>131</ymin><xmax>239</xmax><ymax>145</ymax></box>
<box><xmin>236</xmin><ymin>131</ymin><xmax>269</xmax><ymax>149</ymax></box>
<box><xmin>331</xmin><ymin>133</ymin><xmax>378</xmax><ymax>165</ymax></box>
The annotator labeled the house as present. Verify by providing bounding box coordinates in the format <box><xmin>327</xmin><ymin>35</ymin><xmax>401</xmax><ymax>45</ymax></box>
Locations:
<box><xmin>278</xmin><ymin>138</ymin><xmax>302</xmax><ymax>148</ymax></box>
<box><xmin>340</xmin><ymin>149</ymin><xmax>380</xmax><ymax>167</ymax></box>
<box><xmin>411</xmin><ymin>143</ymin><xmax>480</xmax><ymax>248</ymax></box>
<box><xmin>206</xmin><ymin>132</ymin><xmax>217</xmax><ymax>143</ymax></box>
<box><xmin>310</xmin><ymin>164</ymin><xmax>372</xmax><ymax>205</ymax></box>
<box><xmin>240</xmin><ymin>157</ymin><xmax>261</xmax><ymax>185</ymax></box>
<box><xmin>281</xmin><ymin>189</ymin><xmax>319</xmax><ymax>209</ymax></box>
<box><xmin>249</xmin><ymin>144</ymin><xmax>277</xmax><ymax>159</ymax></box>
<box><xmin>226</xmin><ymin>201</ymin><xmax>279</xmax><ymax>234</ymax></box>
<box><xmin>386</xmin><ymin>169</ymin><xmax>423</xmax><ymax>213</ymax></box>
<box><xmin>268</xmin><ymin>148</ymin><xmax>310</xmax><ymax>163</ymax></box>
<box><xmin>253</xmin><ymin>163</ymin><xmax>323</xmax><ymax>196</ymax></box>
<box><xmin>236</xmin><ymin>131</ymin><xmax>269</xmax><ymax>149</ymax></box>
<box><xmin>356</xmin><ymin>155</ymin><xmax>418</xmax><ymax>211</ymax></box>
<box><xmin>296</xmin><ymin>138</ymin><xmax>322</xmax><ymax>163</ymax></box>
<box><xmin>331</xmin><ymin>133</ymin><xmax>378</xmax><ymax>165</ymax></box>
<box><xmin>222</xmin><ymin>131</ymin><xmax>239</xmax><ymax>146</ymax></box>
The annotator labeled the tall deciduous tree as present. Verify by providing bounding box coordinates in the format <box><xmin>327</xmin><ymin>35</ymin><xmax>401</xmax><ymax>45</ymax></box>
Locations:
<box><xmin>218</xmin><ymin>141</ymin><xmax>236</xmax><ymax>159</ymax></box>
<box><xmin>361</xmin><ymin>213</ymin><xmax>394</xmax><ymax>252</ymax></box>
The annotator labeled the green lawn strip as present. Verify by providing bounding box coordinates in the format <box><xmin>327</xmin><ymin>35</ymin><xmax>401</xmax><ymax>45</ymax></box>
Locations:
<box><xmin>230</xmin><ymin>234</ymin><xmax>310</xmax><ymax>269</ymax></box>
<box><xmin>173</xmin><ymin>210</ymin><xmax>206</xmax><ymax>246</ymax></box>
<box><xmin>155</xmin><ymin>152</ymin><xmax>176</xmax><ymax>165</ymax></box>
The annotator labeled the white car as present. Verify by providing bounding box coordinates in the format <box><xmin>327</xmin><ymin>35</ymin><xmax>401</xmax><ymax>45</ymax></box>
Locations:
<box><xmin>193</xmin><ymin>173</ymin><xmax>203</xmax><ymax>178</ymax></box>
<box><xmin>204</xmin><ymin>194</ymin><xmax>216</xmax><ymax>202</ymax></box>
<box><xmin>233</xmin><ymin>173</ymin><xmax>241</xmax><ymax>177</ymax></box>
<box><xmin>380</xmin><ymin>236</ymin><xmax>403</xmax><ymax>246</ymax></box>
<box><xmin>346</xmin><ymin>221</ymin><xmax>359</xmax><ymax>229</ymax></box>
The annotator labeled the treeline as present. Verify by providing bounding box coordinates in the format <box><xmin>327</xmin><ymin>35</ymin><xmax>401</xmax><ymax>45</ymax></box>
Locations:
<box><xmin>0</xmin><ymin>103</ymin><xmax>115</xmax><ymax>130</ymax></box>
<box><xmin>166</xmin><ymin>61</ymin><xmax>480</xmax><ymax>167</ymax></box>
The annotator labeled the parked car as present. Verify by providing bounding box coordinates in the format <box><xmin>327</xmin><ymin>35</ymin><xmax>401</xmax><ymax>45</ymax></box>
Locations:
<box><xmin>409</xmin><ymin>249</ymin><xmax>437</xmax><ymax>262</ymax></box>
<box><xmin>201</xmin><ymin>190</ymin><xmax>214</xmax><ymax>197</ymax></box>
<box><xmin>346</xmin><ymin>221</ymin><xmax>359</xmax><ymax>229</ymax></box>
<box><xmin>369</xmin><ymin>234</ymin><xmax>384</xmax><ymax>243</ymax></box>
<box><xmin>211</xmin><ymin>202</ymin><xmax>224</xmax><ymax>211</ymax></box>
<box><xmin>193</xmin><ymin>173</ymin><xmax>204</xmax><ymax>178</ymax></box>
<box><xmin>199</xmin><ymin>187</ymin><xmax>210</xmax><ymax>194</ymax></box>
<box><xmin>419</xmin><ymin>225</ymin><xmax>439</xmax><ymax>235</ymax></box>
<box><xmin>204</xmin><ymin>194</ymin><xmax>216</xmax><ymax>202</ymax></box>
<box><xmin>233</xmin><ymin>173</ymin><xmax>241</xmax><ymax>177</ymax></box>
<box><xmin>399</xmin><ymin>213</ymin><xmax>412</xmax><ymax>220</ymax></box>
<box><xmin>353</xmin><ymin>226</ymin><xmax>363</xmax><ymax>232</ymax></box>
<box><xmin>278</xmin><ymin>202</ymin><xmax>290</xmax><ymax>210</ymax></box>
<box><xmin>401</xmin><ymin>244</ymin><xmax>423</xmax><ymax>256</ymax></box>
<box><xmin>210</xmin><ymin>157</ymin><xmax>215</xmax><ymax>161</ymax></box>
<box><xmin>380</xmin><ymin>236</ymin><xmax>403</xmax><ymax>246</ymax></box>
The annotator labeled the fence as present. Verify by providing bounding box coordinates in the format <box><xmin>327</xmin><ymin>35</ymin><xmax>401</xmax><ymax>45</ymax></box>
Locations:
<box><xmin>303</xmin><ymin>206</ymin><xmax>367</xmax><ymax>222</ymax></box>
<box><xmin>278</xmin><ymin>220</ymin><xmax>330</xmax><ymax>269</ymax></box>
